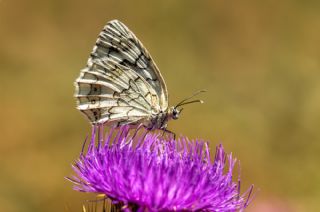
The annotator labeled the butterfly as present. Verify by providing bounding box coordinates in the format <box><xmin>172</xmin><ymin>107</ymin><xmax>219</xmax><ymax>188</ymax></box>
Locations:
<box><xmin>75</xmin><ymin>20</ymin><xmax>204</xmax><ymax>133</ymax></box>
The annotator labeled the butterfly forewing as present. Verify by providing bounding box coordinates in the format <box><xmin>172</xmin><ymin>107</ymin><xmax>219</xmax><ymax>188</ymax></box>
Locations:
<box><xmin>89</xmin><ymin>20</ymin><xmax>168</xmax><ymax>109</ymax></box>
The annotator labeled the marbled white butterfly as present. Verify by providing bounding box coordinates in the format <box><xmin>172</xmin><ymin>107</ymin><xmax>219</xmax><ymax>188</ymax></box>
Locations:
<box><xmin>75</xmin><ymin>20</ymin><xmax>204</xmax><ymax>132</ymax></box>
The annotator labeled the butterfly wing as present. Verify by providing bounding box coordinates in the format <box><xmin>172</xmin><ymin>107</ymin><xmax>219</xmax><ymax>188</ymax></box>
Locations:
<box><xmin>89</xmin><ymin>20</ymin><xmax>168</xmax><ymax>110</ymax></box>
<box><xmin>75</xmin><ymin>59</ymin><xmax>160</xmax><ymax>126</ymax></box>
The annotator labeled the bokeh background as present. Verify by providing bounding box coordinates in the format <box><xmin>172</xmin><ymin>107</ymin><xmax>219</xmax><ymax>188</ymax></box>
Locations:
<box><xmin>1</xmin><ymin>0</ymin><xmax>320</xmax><ymax>211</ymax></box>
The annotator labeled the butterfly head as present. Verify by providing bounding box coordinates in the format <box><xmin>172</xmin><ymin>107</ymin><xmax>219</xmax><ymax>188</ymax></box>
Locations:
<box><xmin>168</xmin><ymin>107</ymin><xmax>182</xmax><ymax>120</ymax></box>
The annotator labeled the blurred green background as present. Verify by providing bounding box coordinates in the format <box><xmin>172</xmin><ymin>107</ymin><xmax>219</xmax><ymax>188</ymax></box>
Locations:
<box><xmin>1</xmin><ymin>0</ymin><xmax>320</xmax><ymax>211</ymax></box>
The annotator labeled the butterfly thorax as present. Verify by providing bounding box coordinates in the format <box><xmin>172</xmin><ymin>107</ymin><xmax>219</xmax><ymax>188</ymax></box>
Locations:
<box><xmin>145</xmin><ymin>107</ymin><xmax>180</xmax><ymax>130</ymax></box>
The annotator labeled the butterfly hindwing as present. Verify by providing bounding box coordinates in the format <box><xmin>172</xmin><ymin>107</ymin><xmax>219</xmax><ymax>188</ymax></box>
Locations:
<box><xmin>75</xmin><ymin>59</ymin><xmax>160</xmax><ymax>125</ymax></box>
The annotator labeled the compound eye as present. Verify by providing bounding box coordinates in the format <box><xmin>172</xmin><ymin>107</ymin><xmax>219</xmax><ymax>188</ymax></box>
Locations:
<box><xmin>172</xmin><ymin>109</ymin><xmax>179</xmax><ymax>120</ymax></box>
<box><xmin>173</xmin><ymin>110</ymin><xmax>177</xmax><ymax>116</ymax></box>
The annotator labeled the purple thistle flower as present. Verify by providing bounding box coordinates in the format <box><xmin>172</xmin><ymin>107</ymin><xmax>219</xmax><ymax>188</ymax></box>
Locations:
<box><xmin>68</xmin><ymin>126</ymin><xmax>253</xmax><ymax>211</ymax></box>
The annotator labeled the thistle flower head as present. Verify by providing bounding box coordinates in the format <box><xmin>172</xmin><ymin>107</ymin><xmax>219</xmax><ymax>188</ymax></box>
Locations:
<box><xmin>69</xmin><ymin>126</ymin><xmax>253</xmax><ymax>211</ymax></box>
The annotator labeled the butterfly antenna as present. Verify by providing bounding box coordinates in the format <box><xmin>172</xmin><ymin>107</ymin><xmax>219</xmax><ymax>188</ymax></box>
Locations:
<box><xmin>176</xmin><ymin>99</ymin><xmax>204</xmax><ymax>108</ymax></box>
<box><xmin>175</xmin><ymin>90</ymin><xmax>206</xmax><ymax>108</ymax></box>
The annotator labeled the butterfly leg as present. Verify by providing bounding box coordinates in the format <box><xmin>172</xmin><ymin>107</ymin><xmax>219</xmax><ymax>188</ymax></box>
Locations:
<box><xmin>162</xmin><ymin>128</ymin><xmax>176</xmax><ymax>140</ymax></box>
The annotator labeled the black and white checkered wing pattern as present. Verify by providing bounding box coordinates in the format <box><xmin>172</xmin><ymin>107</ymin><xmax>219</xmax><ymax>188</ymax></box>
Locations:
<box><xmin>75</xmin><ymin>20</ymin><xmax>169</xmax><ymax>126</ymax></box>
<box><xmin>90</xmin><ymin>20</ymin><xmax>168</xmax><ymax>109</ymax></box>
<box><xmin>75</xmin><ymin>59</ymin><xmax>160</xmax><ymax>125</ymax></box>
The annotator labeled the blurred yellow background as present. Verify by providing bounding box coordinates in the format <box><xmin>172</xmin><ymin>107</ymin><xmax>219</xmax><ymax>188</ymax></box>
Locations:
<box><xmin>1</xmin><ymin>0</ymin><xmax>320</xmax><ymax>211</ymax></box>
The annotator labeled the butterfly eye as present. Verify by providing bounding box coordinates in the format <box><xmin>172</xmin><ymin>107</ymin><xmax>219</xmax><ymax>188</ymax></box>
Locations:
<box><xmin>172</xmin><ymin>109</ymin><xmax>179</xmax><ymax>120</ymax></box>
